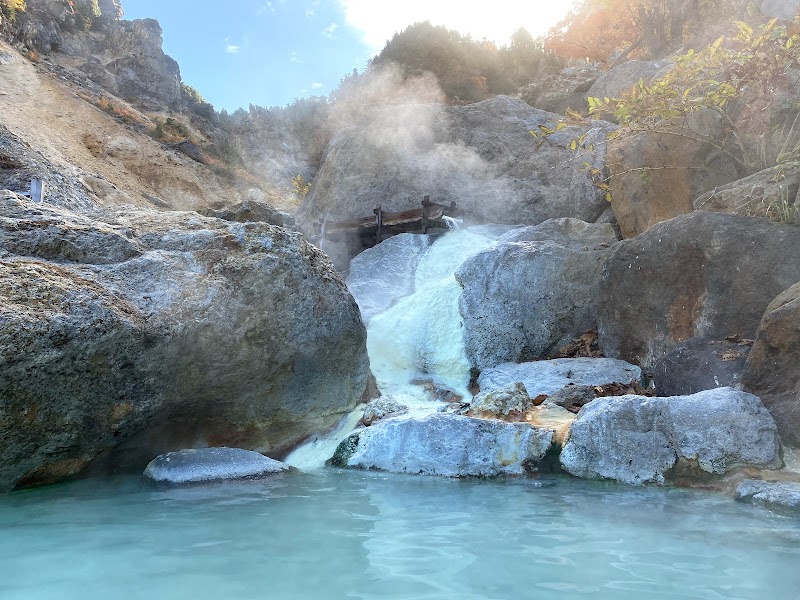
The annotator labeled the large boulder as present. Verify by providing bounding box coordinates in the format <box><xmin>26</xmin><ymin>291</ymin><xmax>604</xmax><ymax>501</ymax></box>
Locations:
<box><xmin>585</xmin><ymin>60</ymin><xmax>669</xmax><ymax>105</ymax></box>
<box><xmin>457</xmin><ymin>219</ymin><xmax>618</xmax><ymax>369</ymax></box>
<box><xmin>0</xmin><ymin>195</ymin><xmax>374</xmax><ymax>492</ymax></box>
<box><xmin>520</xmin><ymin>62</ymin><xmax>602</xmax><ymax>114</ymax></box>
<box><xmin>735</xmin><ymin>479</ymin><xmax>800</xmax><ymax>514</ymax></box>
<box><xmin>694</xmin><ymin>164</ymin><xmax>800</xmax><ymax>219</ymax></box>
<box><xmin>331</xmin><ymin>413</ymin><xmax>555</xmax><ymax>477</ymax></box>
<box><xmin>652</xmin><ymin>337</ymin><xmax>751</xmax><ymax>396</ymax></box>
<box><xmin>742</xmin><ymin>282</ymin><xmax>800</xmax><ymax>447</ymax></box>
<box><xmin>299</xmin><ymin>96</ymin><xmax>615</xmax><ymax>228</ymax></box>
<box><xmin>598</xmin><ymin>212</ymin><xmax>800</xmax><ymax>370</ymax></box>
<box><xmin>608</xmin><ymin>110</ymin><xmax>740</xmax><ymax>238</ymax></box>
<box><xmin>143</xmin><ymin>447</ymin><xmax>289</xmax><ymax>486</ymax></box>
<box><xmin>560</xmin><ymin>388</ymin><xmax>782</xmax><ymax>485</ymax></box>
<box><xmin>346</xmin><ymin>233</ymin><xmax>432</xmax><ymax>323</ymax></box>
<box><xmin>477</xmin><ymin>358</ymin><xmax>642</xmax><ymax>398</ymax></box>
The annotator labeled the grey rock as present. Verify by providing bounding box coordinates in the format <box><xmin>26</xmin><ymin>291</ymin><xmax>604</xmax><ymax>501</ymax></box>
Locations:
<box><xmin>361</xmin><ymin>397</ymin><xmax>409</xmax><ymax>426</ymax></box>
<box><xmin>0</xmin><ymin>126</ymin><xmax>98</xmax><ymax>213</ymax></box>
<box><xmin>346</xmin><ymin>233</ymin><xmax>432</xmax><ymax>323</ymax></box>
<box><xmin>735</xmin><ymin>479</ymin><xmax>800</xmax><ymax>514</ymax></box>
<box><xmin>470</xmin><ymin>382</ymin><xmax>532</xmax><ymax>416</ymax></box>
<box><xmin>761</xmin><ymin>0</ymin><xmax>800</xmax><ymax>20</ymax></box>
<box><xmin>548</xmin><ymin>385</ymin><xmax>597</xmax><ymax>411</ymax></box>
<box><xmin>0</xmin><ymin>195</ymin><xmax>374</xmax><ymax>492</ymax></box>
<box><xmin>520</xmin><ymin>62</ymin><xmax>602</xmax><ymax>114</ymax></box>
<box><xmin>597</xmin><ymin>212</ymin><xmax>800</xmax><ymax>370</ymax></box>
<box><xmin>498</xmin><ymin>217</ymin><xmax>617</xmax><ymax>248</ymax></box>
<box><xmin>331</xmin><ymin>413</ymin><xmax>555</xmax><ymax>477</ymax></box>
<box><xmin>458</xmin><ymin>222</ymin><xmax>618</xmax><ymax>368</ymax></box>
<box><xmin>199</xmin><ymin>199</ymin><xmax>296</xmax><ymax>229</ymax></box>
<box><xmin>143</xmin><ymin>447</ymin><xmax>288</xmax><ymax>486</ymax></box>
<box><xmin>478</xmin><ymin>358</ymin><xmax>642</xmax><ymax>398</ymax></box>
<box><xmin>653</xmin><ymin>337</ymin><xmax>750</xmax><ymax>396</ymax></box>
<box><xmin>609</xmin><ymin>109</ymin><xmax>739</xmax><ymax>238</ymax></box>
<box><xmin>694</xmin><ymin>164</ymin><xmax>800</xmax><ymax>218</ymax></box>
<box><xmin>586</xmin><ymin>61</ymin><xmax>669</xmax><ymax>105</ymax></box>
<box><xmin>561</xmin><ymin>388</ymin><xmax>782</xmax><ymax>485</ymax></box>
<box><xmin>300</xmin><ymin>96</ymin><xmax>615</xmax><ymax>228</ymax></box>
<box><xmin>97</xmin><ymin>19</ymin><xmax>182</xmax><ymax>110</ymax></box>
<box><xmin>742</xmin><ymin>281</ymin><xmax>800</xmax><ymax>447</ymax></box>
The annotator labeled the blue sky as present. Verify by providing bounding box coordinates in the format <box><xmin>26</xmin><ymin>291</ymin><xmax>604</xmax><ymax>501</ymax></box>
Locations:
<box><xmin>123</xmin><ymin>0</ymin><xmax>575</xmax><ymax>112</ymax></box>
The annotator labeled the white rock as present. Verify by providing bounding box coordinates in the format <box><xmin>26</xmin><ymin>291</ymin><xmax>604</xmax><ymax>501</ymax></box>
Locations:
<box><xmin>561</xmin><ymin>388</ymin><xmax>782</xmax><ymax>485</ymax></box>
<box><xmin>331</xmin><ymin>413</ymin><xmax>554</xmax><ymax>477</ymax></box>
<box><xmin>143</xmin><ymin>448</ymin><xmax>289</xmax><ymax>485</ymax></box>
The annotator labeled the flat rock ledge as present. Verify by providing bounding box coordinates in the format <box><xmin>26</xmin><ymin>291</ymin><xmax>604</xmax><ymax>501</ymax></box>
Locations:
<box><xmin>560</xmin><ymin>388</ymin><xmax>782</xmax><ymax>486</ymax></box>
<box><xmin>735</xmin><ymin>480</ymin><xmax>800</xmax><ymax>515</ymax></box>
<box><xmin>478</xmin><ymin>358</ymin><xmax>642</xmax><ymax>398</ymax></box>
<box><xmin>331</xmin><ymin>413</ymin><xmax>555</xmax><ymax>477</ymax></box>
<box><xmin>143</xmin><ymin>448</ymin><xmax>289</xmax><ymax>486</ymax></box>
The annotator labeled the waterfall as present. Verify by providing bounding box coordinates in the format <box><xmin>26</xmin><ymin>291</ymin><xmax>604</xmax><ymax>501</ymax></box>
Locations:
<box><xmin>285</xmin><ymin>228</ymin><xmax>500</xmax><ymax>470</ymax></box>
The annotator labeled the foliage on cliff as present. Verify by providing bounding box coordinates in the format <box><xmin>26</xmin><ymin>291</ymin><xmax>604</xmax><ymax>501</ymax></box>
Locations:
<box><xmin>545</xmin><ymin>0</ymin><xmax>759</xmax><ymax>61</ymax></box>
<box><xmin>372</xmin><ymin>21</ymin><xmax>551</xmax><ymax>103</ymax></box>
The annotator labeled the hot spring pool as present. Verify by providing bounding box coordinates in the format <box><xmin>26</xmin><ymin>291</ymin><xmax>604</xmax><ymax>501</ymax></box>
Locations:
<box><xmin>0</xmin><ymin>471</ymin><xmax>798</xmax><ymax>599</ymax></box>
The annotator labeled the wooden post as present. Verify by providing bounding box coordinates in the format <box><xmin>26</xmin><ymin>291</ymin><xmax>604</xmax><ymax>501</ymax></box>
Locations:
<box><xmin>374</xmin><ymin>205</ymin><xmax>383</xmax><ymax>245</ymax></box>
<box><xmin>421</xmin><ymin>195</ymin><xmax>430</xmax><ymax>234</ymax></box>
<box><xmin>30</xmin><ymin>179</ymin><xmax>44</xmax><ymax>203</ymax></box>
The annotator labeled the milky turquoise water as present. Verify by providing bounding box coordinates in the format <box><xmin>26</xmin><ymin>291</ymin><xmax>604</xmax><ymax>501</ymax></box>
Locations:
<box><xmin>0</xmin><ymin>471</ymin><xmax>798</xmax><ymax>600</ymax></box>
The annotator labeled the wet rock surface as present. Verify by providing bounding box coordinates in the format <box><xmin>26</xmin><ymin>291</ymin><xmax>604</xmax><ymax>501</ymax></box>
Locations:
<box><xmin>361</xmin><ymin>397</ymin><xmax>409</xmax><ymax>426</ymax></box>
<box><xmin>331</xmin><ymin>413</ymin><xmax>555</xmax><ymax>477</ymax></box>
<box><xmin>143</xmin><ymin>447</ymin><xmax>289</xmax><ymax>486</ymax></box>
<box><xmin>458</xmin><ymin>219</ymin><xmax>618</xmax><ymax>369</ymax></box>
<box><xmin>346</xmin><ymin>233</ymin><xmax>432</xmax><ymax>323</ymax></box>
<box><xmin>735</xmin><ymin>479</ymin><xmax>800</xmax><ymax>514</ymax></box>
<box><xmin>561</xmin><ymin>388</ymin><xmax>782</xmax><ymax>486</ymax></box>
<box><xmin>0</xmin><ymin>195</ymin><xmax>373</xmax><ymax>492</ymax></box>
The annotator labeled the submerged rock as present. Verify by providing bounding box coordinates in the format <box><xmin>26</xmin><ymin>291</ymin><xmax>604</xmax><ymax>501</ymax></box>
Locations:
<box><xmin>143</xmin><ymin>448</ymin><xmax>289</xmax><ymax>485</ymax></box>
<box><xmin>560</xmin><ymin>388</ymin><xmax>782</xmax><ymax>486</ymax></box>
<box><xmin>331</xmin><ymin>413</ymin><xmax>555</xmax><ymax>477</ymax></box>
<box><xmin>735</xmin><ymin>479</ymin><xmax>800</xmax><ymax>514</ymax></box>
<box><xmin>477</xmin><ymin>358</ymin><xmax>642</xmax><ymax>399</ymax></box>
<box><xmin>0</xmin><ymin>195</ymin><xmax>374</xmax><ymax>492</ymax></box>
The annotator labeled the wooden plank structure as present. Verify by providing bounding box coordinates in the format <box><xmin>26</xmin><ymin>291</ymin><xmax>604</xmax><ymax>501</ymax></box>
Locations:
<box><xmin>318</xmin><ymin>196</ymin><xmax>461</xmax><ymax>248</ymax></box>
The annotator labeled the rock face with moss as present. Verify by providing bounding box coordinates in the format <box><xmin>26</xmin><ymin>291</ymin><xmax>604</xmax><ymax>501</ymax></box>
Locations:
<box><xmin>0</xmin><ymin>194</ymin><xmax>374</xmax><ymax>492</ymax></box>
